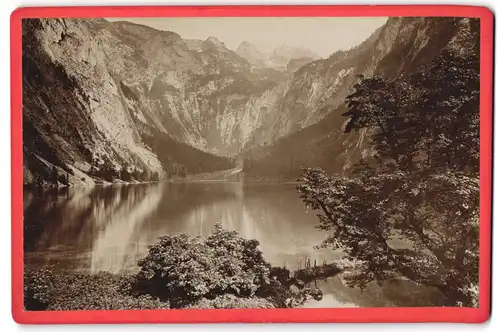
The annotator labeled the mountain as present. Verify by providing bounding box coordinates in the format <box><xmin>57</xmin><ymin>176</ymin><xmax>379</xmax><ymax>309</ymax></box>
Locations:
<box><xmin>236</xmin><ymin>41</ymin><xmax>267</xmax><ymax>65</ymax></box>
<box><xmin>23</xmin><ymin>17</ymin><xmax>475</xmax><ymax>185</ymax></box>
<box><xmin>240</xmin><ymin>21</ymin><xmax>389</xmax><ymax>151</ymax></box>
<box><xmin>90</xmin><ymin>20</ymin><xmax>302</xmax><ymax>156</ymax></box>
<box><xmin>268</xmin><ymin>45</ymin><xmax>320</xmax><ymax>68</ymax></box>
<box><xmin>22</xmin><ymin>18</ymin><xmax>313</xmax><ymax>186</ymax></box>
<box><xmin>23</xmin><ymin>18</ymin><xmax>335</xmax><ymax>179</ymax></box>
<box><xmin>236</xmin><ymin>41</ymin><xmax>319</xmax><ymax>72</ymax></box>
<box><xmin>242</xmin><ymin>17</ymin><xmax>480</xmax><ymax>180</ymax></box>
<box><xmin>22</xmin><ymin>18</ymin><xmax>235</xmax><ymax>186</ymax></box>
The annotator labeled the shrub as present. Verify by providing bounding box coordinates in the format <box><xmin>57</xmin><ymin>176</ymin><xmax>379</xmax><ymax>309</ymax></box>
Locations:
<box><xmin>134</xmin><ymin>223</ymin><xmax>272</xmax><ymax>307</ymax></box>
<box><xmin>24</xmin><ymin>270</ymin><xmax>170</xmax><ymax>311</ymax></box>
<box><xmin>186</xmin><ymin>294</ymin><xmax>275</xmax><ymax>309</ymax></box>
<box><xmin>24</xmin><ymin>268</ymin><xmax>55</xmax><ymax>310</ymax></box>
<box><xmin>204</xmin><ymin>224</ymin><xmax>271</xmax><ymax>296</ymax></box>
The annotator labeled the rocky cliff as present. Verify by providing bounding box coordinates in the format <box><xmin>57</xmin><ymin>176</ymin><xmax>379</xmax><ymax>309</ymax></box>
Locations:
<box><xmin>22</xmin><ymin>18</ymin><xmax>234</xmax><ymax>186</ymax></box>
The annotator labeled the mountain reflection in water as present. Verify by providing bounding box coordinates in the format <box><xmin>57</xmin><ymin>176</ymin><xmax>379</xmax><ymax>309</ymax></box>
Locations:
<box><xmin>24</xmin><ymin>182</ymin><xmax>443</xmax><ymax>307</ymax></box>
<box><xmin>24</xmin><ymin>182</ymin><xmax>331</xmax><ymax>272</ymax></box>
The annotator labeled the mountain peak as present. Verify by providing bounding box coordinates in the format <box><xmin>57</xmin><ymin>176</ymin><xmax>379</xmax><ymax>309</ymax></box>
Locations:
<box><xmin>238</xmin><ymin>40</ymin><xmax>255</xmax><ymax>48</ymax></box>
<box><xmin>272</xmin><ymin>44</ymin><xmax>319</xmax><ymax>59</ymax></box>
<box><xmin>236</xmin><ymin>41</ymin><xmax>266</xmax><ymax>64</ymax></box>
<box><xmin>205</xmin><ymin>36</ymin><xmax>226</xmax><ymax>48</ymax></box>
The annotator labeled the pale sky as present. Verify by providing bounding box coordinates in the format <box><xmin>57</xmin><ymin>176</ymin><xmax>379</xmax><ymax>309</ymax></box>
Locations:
<box><xmin>106</xmin><ymin>17</ymin><xmax>388</xmax><ymax>57</ymax></box>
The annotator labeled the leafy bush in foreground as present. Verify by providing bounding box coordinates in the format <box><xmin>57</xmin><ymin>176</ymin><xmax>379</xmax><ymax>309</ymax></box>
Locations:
<box><xmin>134</xmin><ymin>223</ymin><xmax>273</xmax><ymax>307</ymax></box>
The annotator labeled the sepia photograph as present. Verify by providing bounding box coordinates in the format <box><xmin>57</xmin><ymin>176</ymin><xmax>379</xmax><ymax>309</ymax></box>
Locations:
<box><xmin>21</xmin><ymin>14</ymin><xmax>480</xmax><ymax>311</ymax></box>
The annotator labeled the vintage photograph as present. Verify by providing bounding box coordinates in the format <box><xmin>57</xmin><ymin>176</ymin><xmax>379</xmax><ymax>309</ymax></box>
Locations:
<box><xmin>22</xmin><ymin>16</ymin><xmax>479</xmax><ymax>310</ymax></box>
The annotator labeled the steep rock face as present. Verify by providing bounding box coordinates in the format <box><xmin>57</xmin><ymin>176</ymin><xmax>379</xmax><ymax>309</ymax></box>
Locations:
<box><xmin>22</xmin><ymin>19</ymin><xmax>233</xmax><ymax>186</ymax></box>
<box><xmin>23</xmin><ymin>18</ymin><xmax>162</xmax><ymax>186</ymax></box>
<box><xmin>375</xmin><ymin>17</ymin><xmax>479</xmax><ymax>77</ymax></box>
<box><xmin>242</xmin><ymin>17</ymin><xmax>479</xmax><ymax>180</ymax></box>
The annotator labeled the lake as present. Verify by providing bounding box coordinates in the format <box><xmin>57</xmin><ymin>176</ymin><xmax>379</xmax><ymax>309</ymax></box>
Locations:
<box><xmin>23</xmin><ymin>182</ymin><xmax>444</xmax><ymax>307</ymax></box>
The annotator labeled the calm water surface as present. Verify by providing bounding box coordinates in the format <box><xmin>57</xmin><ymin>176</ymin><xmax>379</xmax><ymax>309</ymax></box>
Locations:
<box><xmin>24</xmin><ymin>182</ymin><xmax>443</xmax><ymax>307</ymax></box>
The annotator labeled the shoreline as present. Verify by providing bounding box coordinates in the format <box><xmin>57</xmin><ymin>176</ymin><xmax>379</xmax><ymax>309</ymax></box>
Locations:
<box><xmin>23</xmin><ymin>179</ymin><xmax>304</xmax><ymax>190</ymax></box>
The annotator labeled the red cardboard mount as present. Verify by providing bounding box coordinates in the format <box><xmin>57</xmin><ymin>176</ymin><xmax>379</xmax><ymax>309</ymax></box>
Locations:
<box><xmin>11</xmin><ymin>5</ymin><xmax>493</xmax><ymax>324</ymax></box>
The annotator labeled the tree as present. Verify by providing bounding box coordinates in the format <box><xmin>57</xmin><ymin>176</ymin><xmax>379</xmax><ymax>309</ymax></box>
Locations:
<box><xmin>297</xmin><ymin>167</ymin><xmax>478</xmax><ymax>306</ymax></box>
<box><xmin>179</xmin><ymin>165</ymin><xmax>187</xmax><ymax>178</ymax></box>
<box><xmin>298</xmin><ymin>50</ymin><xmax>479</xmax><ymax>307</ymax></box>
<box><xmin>131</xmin><ymin>168</ymin><xmax>143</xmax><ymax>181</ymax></box>
<box><xmin>102</xmin><ymin>165</ymin><xmax>116</xmax><ymax>182</ymax></box>
<box><xmin>343</xmin><ymin>50</ymin><xmax>479</xmax><ymax>173</ymax></box>
<box><xmin>121</xmin><ymin>169</ymin><xmax>132</xmax><ymax>181</ymax></box>
<box><xmin>151</xmin><ymin>172</ymin><xmax>160</xmax><ymax>182</ymax></box>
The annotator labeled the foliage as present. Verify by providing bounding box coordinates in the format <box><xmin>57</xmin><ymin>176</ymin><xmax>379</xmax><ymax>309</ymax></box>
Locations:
<box><xmin>186</xmin><ymin>294</ymin><xmax>275</xmax><ymax>309</ymax></box>
<box><xmin>134</xmin><ymin>223</ymin><xmax>273</xmax><ymax>307</ymax></box>
<box><xmin>343</xmin><ymin>50</ymin><xmax>479</xmax><ymax>173</ymax></box>
<box><xmin>297</xmin><ymin>50</ymin><xmax>479</xmax><ymax>306</ymax></box>
<box><xmin>24</xmin><ymin>268</ymin><xmax>55</xmax><ymax>310</ymax></box>
<box><xmin>89</xmin><ymin>159</ymin><xmax>161</xmax><ymax>183</ymax></box>
<box><xmin>24</xmin><ymin>270</ymin><xmax>169</xmax><ymax>311</ymax></box>
<box><xmin>140</xmin><ymin>131</ymin><xmax>234</xmax><ymax>177</ymax></box>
